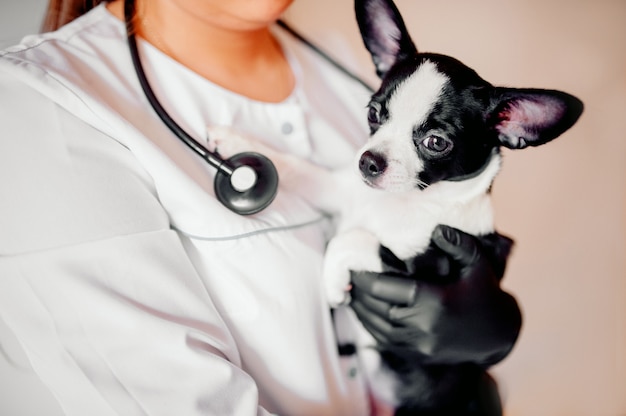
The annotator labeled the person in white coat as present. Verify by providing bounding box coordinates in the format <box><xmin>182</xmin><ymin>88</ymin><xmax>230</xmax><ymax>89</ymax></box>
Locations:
<box><xmin>0</xmin><ymin>0</ymin><xmax>521</xmax><ymax>414</ymax></box>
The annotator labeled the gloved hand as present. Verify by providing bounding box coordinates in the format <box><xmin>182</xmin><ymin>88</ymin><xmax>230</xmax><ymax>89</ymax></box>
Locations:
<box><xmin>350</xmin><ymin>224</ymin><xmax>522</xmax><ymax>367</ymax></box>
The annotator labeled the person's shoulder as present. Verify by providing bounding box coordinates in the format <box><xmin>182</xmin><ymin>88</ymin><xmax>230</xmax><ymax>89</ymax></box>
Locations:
<box><xmin>0</xmin><ymin>3</ymin><xmax>131</xmax><ymax>116</ymax></box>
<box><xmin>0</xmin><ymin>4</ymin><xmax>124</xmax><ymax>74</ymax></box>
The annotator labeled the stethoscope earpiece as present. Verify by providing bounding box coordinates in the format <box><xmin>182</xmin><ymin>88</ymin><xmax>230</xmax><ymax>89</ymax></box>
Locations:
<box><xmin>214</xmin><ymin>152</ymin><xmax>279</xmax><ymax>215</ymax></box>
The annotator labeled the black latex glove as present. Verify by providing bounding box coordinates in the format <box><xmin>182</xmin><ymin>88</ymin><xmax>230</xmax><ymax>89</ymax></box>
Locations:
<box><xmin>350</xmin><ymin>224</ymin><xmax>522</xmax><ymax>367</ymax></box>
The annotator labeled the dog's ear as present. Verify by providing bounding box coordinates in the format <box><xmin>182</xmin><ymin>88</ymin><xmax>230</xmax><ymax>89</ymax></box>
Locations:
<box><xmin>487</xmin><ymin>88</ymin><xmax>584</xmax><ymax>149</ymax></box>
<box><xmin>355</xmin><ymin>0</ymin><xmax>417</xmax><ymax>78</ymax></box>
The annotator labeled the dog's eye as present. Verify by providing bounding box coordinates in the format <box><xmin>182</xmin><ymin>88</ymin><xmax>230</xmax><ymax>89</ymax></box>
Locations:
<box><xmin>367</xmin><ymin>102</ymin><xmax>382</xmax><ymax>127</ymax></box>
<box><xmin>420</xmin><ymin>135</ymin><xmax>453</xmax><ymax>155</ymax></box>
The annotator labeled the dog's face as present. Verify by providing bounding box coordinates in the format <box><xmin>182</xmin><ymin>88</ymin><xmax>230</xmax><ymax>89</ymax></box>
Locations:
<box><xmin>355</xmin><ymin>0</ymin><xmax>583</xmax><ymax>192</ymax></box>
<box><xmin>358</xmin><ymin>54</ymin><xmax>496</xmax><ymax>191</ymax></box>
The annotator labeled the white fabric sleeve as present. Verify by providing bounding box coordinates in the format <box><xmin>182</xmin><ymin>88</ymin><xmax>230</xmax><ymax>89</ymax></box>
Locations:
<box><xmin>0</xmin><ymin>76</ymin><xmax>272</xmax><ymax>416</ymax></box>
<box><xmin>0</xmin><ymin>232</ymin><xmax>273</xmax><ymax>416</ymax></box>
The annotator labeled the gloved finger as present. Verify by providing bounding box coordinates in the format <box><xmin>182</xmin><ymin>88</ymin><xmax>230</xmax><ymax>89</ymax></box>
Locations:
<box><xmin>350</xmin><ymin>270</ymin><xmax>418</xmax><ymax>305</ymax></box>
<box><xmin>350</xmin><ymin>298</ymin><xmax>395</xmax><ymax>344</ymax></box>
<box><xmin>350</xmin><ymin>283</ymin><xmax>393</xmax><ymax>318</ymax></box>
<box><xmin>431</xmin><ymin>224</ymin><xmax>482</xmax><ymax>270</ymax></box>
<box><xmin>352</xmin><ymin>284</ymin><xmax>428</xmax><ymax>328</ymax></box>
<box><xmin>351</xmin><ymin>298</ymin><xmax>430</xmax><ymax>347</ymax></box>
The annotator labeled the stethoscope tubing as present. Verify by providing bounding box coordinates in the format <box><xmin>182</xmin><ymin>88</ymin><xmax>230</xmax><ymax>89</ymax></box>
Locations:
<box><xmin>124</xmin><ymin>0</ymin><xmax>236</xmax><ymax>176</ymax></box>
<box><xmin>123</xmin><ymin>0</ymin><xmax>374</xmax><ymax>214</ymax></box>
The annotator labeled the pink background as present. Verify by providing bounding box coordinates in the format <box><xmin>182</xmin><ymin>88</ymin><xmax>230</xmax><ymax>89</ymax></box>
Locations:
<box><xmin>286</xmin><ymin>1</ymin><xmax>626</xmax><ymax>415</ymax></box>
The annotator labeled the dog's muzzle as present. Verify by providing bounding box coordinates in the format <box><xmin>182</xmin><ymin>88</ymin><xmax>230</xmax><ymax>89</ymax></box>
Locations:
<box><xmin>359</xmin><ymin>150</ymin><xmax>387</xmax><ymax>180</ymax></box>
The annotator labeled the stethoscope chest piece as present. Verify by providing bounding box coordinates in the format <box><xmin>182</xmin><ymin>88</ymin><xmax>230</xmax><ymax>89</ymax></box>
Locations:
<box><xmin>214</xmin><ymin>152</ymin><xmax>279</xmax><ymax>215</ymax></box>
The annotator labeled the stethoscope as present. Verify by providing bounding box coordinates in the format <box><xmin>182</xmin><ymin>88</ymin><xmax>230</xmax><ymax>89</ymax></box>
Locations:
<box><xmin>124</xmin><ymin>0</ymin><xmax>373</xmax><ymax>215</ymax></box>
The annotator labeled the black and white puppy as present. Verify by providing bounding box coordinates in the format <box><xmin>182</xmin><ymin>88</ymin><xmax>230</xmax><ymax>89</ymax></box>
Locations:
<box><xmin>208</xmin><ymin>0</ymin><xmax>583</xmax><ymax>413</ymax></box>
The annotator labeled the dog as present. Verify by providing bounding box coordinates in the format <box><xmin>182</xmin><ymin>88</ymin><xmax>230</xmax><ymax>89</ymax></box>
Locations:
<box><xmin>207</xmin><ymin>0</ymin><xmax>583</xmax><ymax>413</ymax></box>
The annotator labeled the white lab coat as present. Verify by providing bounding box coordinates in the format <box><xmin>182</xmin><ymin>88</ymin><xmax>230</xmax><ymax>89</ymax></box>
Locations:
<box><xmin>0</xmin><ymin>4</ymin><xmax>382</xmax><ymax>415</ymax></box>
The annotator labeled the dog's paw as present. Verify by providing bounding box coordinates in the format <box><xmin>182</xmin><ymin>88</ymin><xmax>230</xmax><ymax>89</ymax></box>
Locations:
<box><xmin>323</xmin><ymin>229</ymin><xmax>383</xmax><ymax>307</ymax></box>
<box><xmin>324</xmin><ymin>267</ymin><xmax>352</xmax><ymax>307</ymax></box>
<box><xmin>206</xmin><ymin>126</ymin><xmax>254</xmax><ymax>158</ymax></box>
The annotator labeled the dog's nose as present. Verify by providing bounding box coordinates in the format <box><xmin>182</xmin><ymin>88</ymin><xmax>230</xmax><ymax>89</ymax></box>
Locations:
<box><xmin>359</xmin><ymin>151</ymin><xmax>387</xmax><ymax>178</ymax></box>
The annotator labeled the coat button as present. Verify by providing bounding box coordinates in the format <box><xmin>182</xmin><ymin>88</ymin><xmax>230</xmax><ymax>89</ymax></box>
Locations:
<box><xmin>281</xmin><ymin>122</ymin><xmax>293</xmax><ymax>135</ymax></box>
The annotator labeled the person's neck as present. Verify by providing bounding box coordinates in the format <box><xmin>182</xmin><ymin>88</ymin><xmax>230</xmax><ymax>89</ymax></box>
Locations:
<box><xmin>108</xmin><ymin>0</ymin><xmax>295</xmax><ymax>103</ymax></box>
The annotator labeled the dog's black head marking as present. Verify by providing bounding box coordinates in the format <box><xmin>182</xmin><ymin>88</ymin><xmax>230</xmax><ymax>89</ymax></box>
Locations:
<box><xmin>355</xmin><ymin>0</ymin><xmax>584</xmax><ymax>192</ymax></box>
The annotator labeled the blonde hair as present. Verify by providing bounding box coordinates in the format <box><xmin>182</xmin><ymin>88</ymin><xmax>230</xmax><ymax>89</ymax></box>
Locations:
<box><xmin>41</xmin><ymin>0</ymin><xmax>109</xmax><ymax>32</ymax></box>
